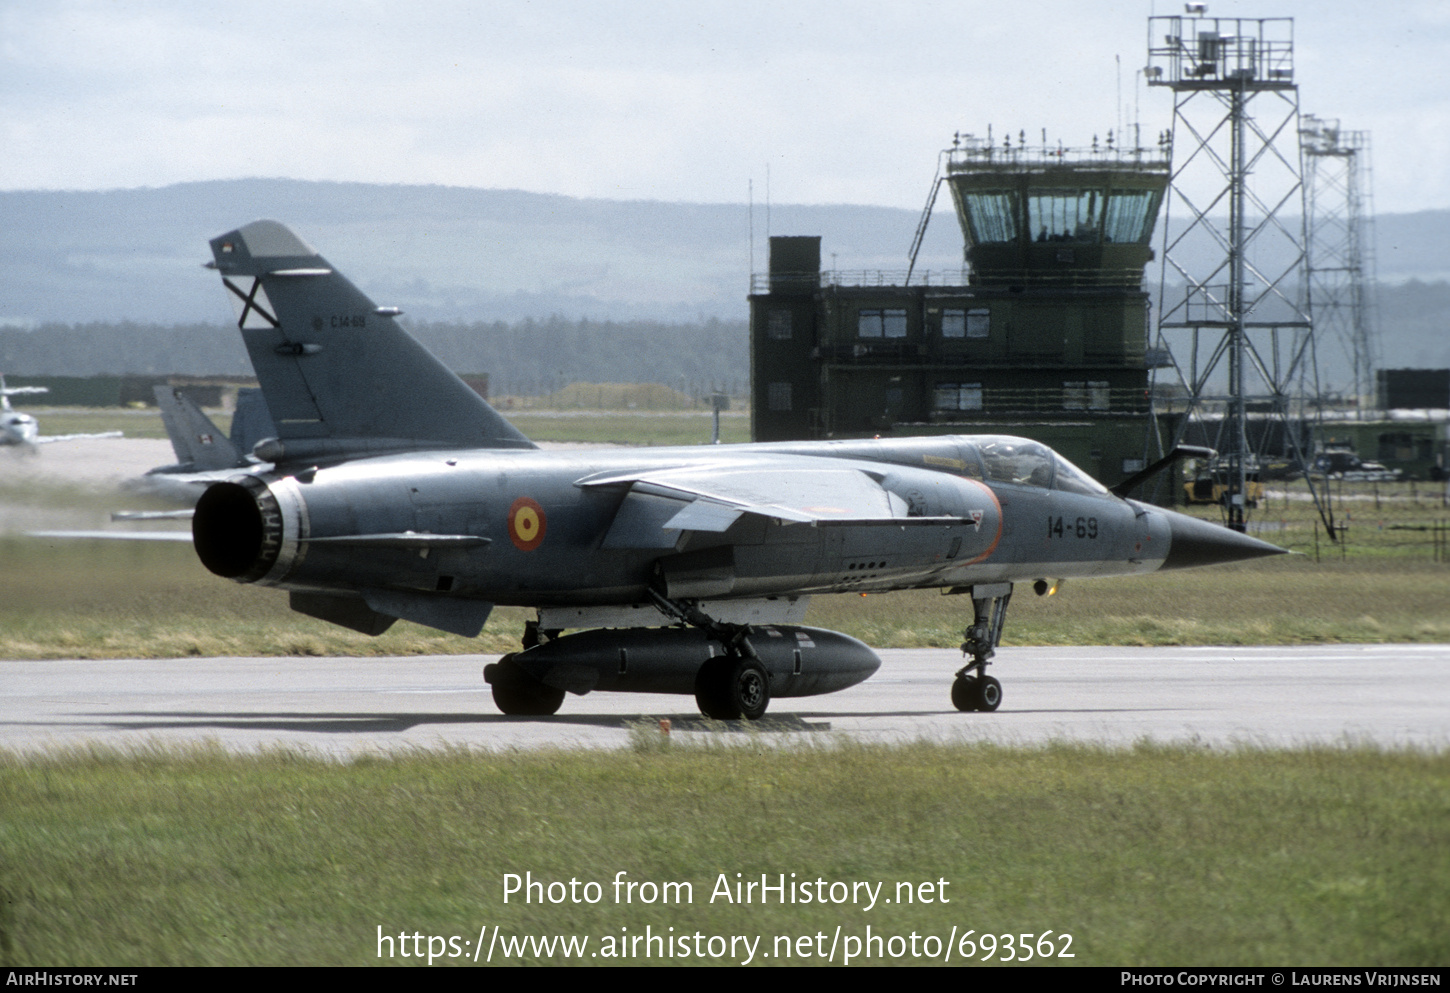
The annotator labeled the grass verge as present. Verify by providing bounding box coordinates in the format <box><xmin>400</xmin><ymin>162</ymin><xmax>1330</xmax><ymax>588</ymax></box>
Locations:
<box><xmin>0</xmin><ymin>740</ymin><xmax>1443</xmax><ymax>966</ymax></box>
<box><xmin>3</xmin><ymin>537</ymin><xmax>1448</xmax><ymax>659</ymax></box>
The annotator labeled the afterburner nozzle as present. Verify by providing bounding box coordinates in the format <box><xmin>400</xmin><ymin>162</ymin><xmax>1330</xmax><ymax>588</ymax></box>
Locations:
<box><xmin>1159</xmin><ymin>509</ymin><xmax>1288</xmax><ymax>571</ymax></box>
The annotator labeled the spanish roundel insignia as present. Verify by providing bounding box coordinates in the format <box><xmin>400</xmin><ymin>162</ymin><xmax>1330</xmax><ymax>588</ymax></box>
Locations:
<box><xmin>508</xmin><ymin>497</ymin><xmax>546</xmax><ymax>551</ymax></box>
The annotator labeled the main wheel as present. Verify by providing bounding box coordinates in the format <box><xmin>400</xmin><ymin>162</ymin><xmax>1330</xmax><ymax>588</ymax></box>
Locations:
<box><xmin>485</xmin><ymin>657</ymin><xmax>565</xmax><ymax>716</ymax></box>
<box><xmin>972</xmin><ymin>675</ymin><xmax>1002</xmax><ymax>712</ymax></box>
<box><xmin>695</xmin><ymin>656</ymin><xmax>771</xmax><ymax>720</ymax></box>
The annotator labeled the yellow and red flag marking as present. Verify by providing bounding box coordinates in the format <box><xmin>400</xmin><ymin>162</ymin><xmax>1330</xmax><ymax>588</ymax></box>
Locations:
<box><xmin>508</xmin><ymin>497</ymin><xmax>547</xmax><ymax>551</ymax></box>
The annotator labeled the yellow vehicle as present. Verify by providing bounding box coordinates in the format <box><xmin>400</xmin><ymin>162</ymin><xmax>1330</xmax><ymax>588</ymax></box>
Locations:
<box><xmin>1184</xmin><ymin>466</ymin><xmax>1264</xmax><ymax>508</ymax></box>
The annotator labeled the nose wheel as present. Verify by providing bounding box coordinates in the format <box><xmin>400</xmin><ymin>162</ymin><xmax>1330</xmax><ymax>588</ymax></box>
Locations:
<box><xmin>951</xmin><ymin>583</ymin><xmax>1012</xmax><ymax>713</ymax></box>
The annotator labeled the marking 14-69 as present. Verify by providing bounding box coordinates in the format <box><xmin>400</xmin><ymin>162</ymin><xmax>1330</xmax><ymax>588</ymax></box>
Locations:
<box><xmin>1047</xmin><ymin>516</ymin><xmax>1098</xmax><ymax>539</ymax></box>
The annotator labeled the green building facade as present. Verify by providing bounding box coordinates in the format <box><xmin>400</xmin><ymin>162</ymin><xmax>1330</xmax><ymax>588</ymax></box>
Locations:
<box><xmin>750</xmin><ymin>136</ymin><xmax>1174</xmax><ymax>490</ymax></box>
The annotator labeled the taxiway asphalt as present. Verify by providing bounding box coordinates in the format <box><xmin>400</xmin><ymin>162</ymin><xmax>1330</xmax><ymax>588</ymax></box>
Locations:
<box><xmin>3</xmin><ymin>644</ymin><xmax>1446</xmax><ymax>755</ymax></box>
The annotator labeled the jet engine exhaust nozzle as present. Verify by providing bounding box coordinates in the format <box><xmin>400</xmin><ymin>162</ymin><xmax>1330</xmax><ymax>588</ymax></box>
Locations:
<box><xmin>192</xmin><ymin>478</ymin><xmax>286</xmax><ymax>582</ymax></box>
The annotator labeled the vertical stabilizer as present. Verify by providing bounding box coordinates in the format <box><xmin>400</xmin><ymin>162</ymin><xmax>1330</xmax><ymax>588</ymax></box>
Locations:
<box><xmin>154</xmin><ymin>386</ymin><xmax>240</xmax><ymax>471</ymax></box>
<box><xmin>208</xmin><ymin>220</ymin><xmax>534</xmax><ymax>459</ymax></box>
<box><xmin>228</xmin><ymin>387</ymin><xmax>276</xmax><ymax>457</ymax></box>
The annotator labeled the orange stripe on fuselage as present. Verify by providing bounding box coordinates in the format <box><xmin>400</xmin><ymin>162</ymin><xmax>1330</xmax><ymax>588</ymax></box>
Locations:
<box><xmin>962</xmin><ymin>478</ymin><xmax>1004</xmax><ymax>565</ymax></box>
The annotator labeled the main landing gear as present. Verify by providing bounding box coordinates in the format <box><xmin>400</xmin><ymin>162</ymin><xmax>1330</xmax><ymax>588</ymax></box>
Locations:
<box><xmin>650</xmin><ymin>590</ymin><xmax>771</xmax><ymax>721</ymax></box>
<box><xmin>951</xmin><ymin>582</ymin><xmax>1012</xmax><ymax>712</ymax></box>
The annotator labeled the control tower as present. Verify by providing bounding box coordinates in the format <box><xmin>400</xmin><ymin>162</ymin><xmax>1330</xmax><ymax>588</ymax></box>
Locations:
<box><xmin>945</xmin><ymin>133</ymin><xmax>1168</xmax><ymax>288</ymax></box>
<box><xmin>749</xmin><ymin>131</ymin><xmax>1174</xmax><ymax>492</ymax></box>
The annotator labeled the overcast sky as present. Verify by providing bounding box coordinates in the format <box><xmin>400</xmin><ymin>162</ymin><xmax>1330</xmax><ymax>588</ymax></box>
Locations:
<box><xmin>2</xmin><ymin>0</ymin><xmax>1445</xmax><ymax>214</ymax></box>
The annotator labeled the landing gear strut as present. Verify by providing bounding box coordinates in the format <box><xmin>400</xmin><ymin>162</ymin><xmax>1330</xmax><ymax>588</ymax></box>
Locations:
<box><xmin>952</xmin><ymin>582</ymin><xmax>1011</xmax><ymax>712</ymax></box>
<box><xmin>649</xmin><ymin>590</ymin><xmax>772</xmax><ymax>720</ymax></box>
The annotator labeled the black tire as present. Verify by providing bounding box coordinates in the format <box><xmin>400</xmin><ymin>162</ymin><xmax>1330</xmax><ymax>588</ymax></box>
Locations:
<box><xmin>951</xmin><ymin>675</ymin><xmax>978</xmax><ymax>712</ymax></box>
<box><xmin>731</xmin><ymin>659</ymin><xmax>771</xmax><ymax>720</ymax></box>
<box><xmin>972</xmin><ymin>675</ymin><xmax>1003</xmax><ymax>712</ymax></box>
<box><xmin>694</xmin><ymin>657</ymin><xmax>738</xmax><ymax>719</ymax></box>
<box><xmin>486</xmin><ymin>658</ymin><xmax>565</xmax><ymax>716</ymax></box>
<box><xmin>695</xmin><ymin>656</ymin><xmax>771</xmax><ymax>720</ymax></box>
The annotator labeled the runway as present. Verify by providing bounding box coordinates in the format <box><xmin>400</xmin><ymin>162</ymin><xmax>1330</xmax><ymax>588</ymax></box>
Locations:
<box><xmin>3</xmin><ymin>644</ymin><xmax>1447</xmax><ymax>755</ymax></box>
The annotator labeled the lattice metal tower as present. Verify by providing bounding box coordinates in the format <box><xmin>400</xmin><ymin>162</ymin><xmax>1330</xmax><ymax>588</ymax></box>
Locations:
<box><xmin>1301</xmin><ymin>115</ymin><xmax>1378</xmax><ymax>413</ymax></box>
<box><xmin>1145</xmin><ymin>11</ymin><xmax>1330</xmax><ymax>533</ymax></box>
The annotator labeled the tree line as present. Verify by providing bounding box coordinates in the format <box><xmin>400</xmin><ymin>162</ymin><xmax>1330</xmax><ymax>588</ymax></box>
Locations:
<box><xmin>0</xmin><ymin>316</ymin><xmax>750</xmax><ymax>396</ymax></box>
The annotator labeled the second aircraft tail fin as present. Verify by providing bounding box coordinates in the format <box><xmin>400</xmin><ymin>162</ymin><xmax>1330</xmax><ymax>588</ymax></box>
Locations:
<box><xmin>154</xmin><ymin>386</ymin><xmax>241</xmax><ymax>472</ymax></box>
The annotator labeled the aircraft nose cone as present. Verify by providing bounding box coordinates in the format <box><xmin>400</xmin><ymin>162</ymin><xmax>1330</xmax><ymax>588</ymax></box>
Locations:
<box><xmin>1160</xmin><ymin>509</ymin><xmax>1288</xmax><ymax>571</ymax></box>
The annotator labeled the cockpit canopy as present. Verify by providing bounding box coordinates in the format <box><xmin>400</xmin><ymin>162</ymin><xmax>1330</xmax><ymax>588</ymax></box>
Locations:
<box><xmin>959</xmin><ymin>436</ymin><xmax>1109</xmax><ymax>496</ymax></box>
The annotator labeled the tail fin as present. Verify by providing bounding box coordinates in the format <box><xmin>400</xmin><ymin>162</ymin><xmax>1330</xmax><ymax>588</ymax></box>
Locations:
<box><xmin>228</xmin><ymin>387</ymin><xmax>276</xmax><ymax>457</ymax></box>
<box><xmin>154</xmin><ymin>386</ymin><xmax>241</xmax><ymax>471</ymax></box>
<box><xmin>207</xmin><ymin>220</ymin><xmax>533</xmax><ymax>462</ymax></box>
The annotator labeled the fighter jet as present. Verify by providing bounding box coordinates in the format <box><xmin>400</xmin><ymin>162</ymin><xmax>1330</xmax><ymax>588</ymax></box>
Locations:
<box><xmin>1</xmin><ymin>376</ymin><xmax>122</xmax><ymax>449</ymax></box>
<box><xmin>190</xmin><ymin>220</ymin><xmax>1285</xmax><ymax>720</ymax></box>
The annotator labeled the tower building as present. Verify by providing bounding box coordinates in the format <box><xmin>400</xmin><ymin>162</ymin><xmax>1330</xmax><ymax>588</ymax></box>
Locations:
<box><xmin>749</xmin><ymin>132</ymin><xmax>1172</xmax><ymax>490</ymax></box>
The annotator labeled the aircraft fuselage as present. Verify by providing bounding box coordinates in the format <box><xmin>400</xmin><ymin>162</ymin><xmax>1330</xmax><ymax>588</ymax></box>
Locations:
<box><xmin>194</xmin><ymin>434</ymin><xmax>1171</xmax><ymax>609</ymax></box>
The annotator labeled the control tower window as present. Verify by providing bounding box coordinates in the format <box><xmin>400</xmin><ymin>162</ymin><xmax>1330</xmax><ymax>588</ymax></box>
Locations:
<box><xmin>1102</xmin><ymin>190</ymin><xmax>1159</xmax><ymax>244</ymax></box>
<box><xmin>1029</xmin><ymin>189</ymin><xmax>1104</xmax><ymax>243</ymax></box>
<box><xmin>962</xmin><ymin>192</ymin><xmax>1019</xmax><ymax>244</ymax></box>
<box><xmin>767</xmin><ymin>310</ymin><xmax>793</xmax><ymax>340</ymax></box>
<box><xmin>859</xmin><ymin>309</ymin><xmax>907</xmax><ymax>339</ymax></box>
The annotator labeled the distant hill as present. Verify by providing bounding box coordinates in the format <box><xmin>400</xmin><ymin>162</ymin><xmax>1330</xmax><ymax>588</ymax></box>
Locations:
<box><xmin>0</xmin><ymin>179</ymin><xmax>967</xmax><ymax>325</ymax></box>
<box><xmin>0</xmin><ymin>179</ymin><xmax>1443</xmax><ymax>385</ymax></box>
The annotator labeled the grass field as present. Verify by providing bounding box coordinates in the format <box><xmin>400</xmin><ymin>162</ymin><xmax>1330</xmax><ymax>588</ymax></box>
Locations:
<box><xmin>4</xmin><ymin>410</ymin><xmax>1448</xmax><ymax>656</ymax></box>
<box><xmin>3</xmin><ymin>413</ymin><xmax>1447</xmax><ymax>968</ymax></box>
<box><xmin>3</xmin><ymin>536</ymin><xmax>1449</xmax><ymax>659</ymax></box>
<box><xmin>0</xmin><ymin>741</ymin><xmax>1444</xmax><ymax>966</ymax></box>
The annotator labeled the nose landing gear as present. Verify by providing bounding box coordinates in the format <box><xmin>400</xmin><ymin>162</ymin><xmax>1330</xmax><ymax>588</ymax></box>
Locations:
<box><xmin>951</xmin><ymin>582</ymin><xmax>1012</xmax><ymax>712</ymax></box>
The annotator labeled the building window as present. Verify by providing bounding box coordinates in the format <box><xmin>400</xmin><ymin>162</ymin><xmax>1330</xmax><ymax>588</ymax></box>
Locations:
<box><xmin>1064</xmin><ymin>380</ymin><xmax>1110</xmax><ymax>411</ymax></box>
<box><xmin>967</xmin><ymin>308</ymin><xmax>990</xmax><ymax>338</ymax></box>
<box><xmin>859</xmin><ymin>308</ymin><xmax>907</xmax><ymax>339</ymax></box>
<box><xmin>934</xmin><ymin>383</ymin><xmax>983</xmax><ymax>412</ymax></box>
<box><xmin>767</xmin><ymin>382</ymin><xmax>792</xmax><ymax>412</ymax></box>
<box><xmin>944</xmin><ymin>309</ymin><xmax>989</xmax><ymax>338</ymax></box>
<box><xmin>767</xmin><ymin>310</ymin><xmax>792</xmax><ymax>340</ymax></box>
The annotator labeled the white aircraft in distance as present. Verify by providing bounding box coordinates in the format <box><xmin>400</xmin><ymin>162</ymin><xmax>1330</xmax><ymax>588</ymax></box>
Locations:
<box><xmin>1</xmin><ymin>376</ymin><xmax>123</xmax><ymax>450</ymax></box>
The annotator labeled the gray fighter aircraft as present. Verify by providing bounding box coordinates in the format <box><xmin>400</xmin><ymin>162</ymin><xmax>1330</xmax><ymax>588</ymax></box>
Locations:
<box><xmin>191</xmin><ymin>220</ymin><xmax>1284</xmax><ymax>719</ymax></box>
